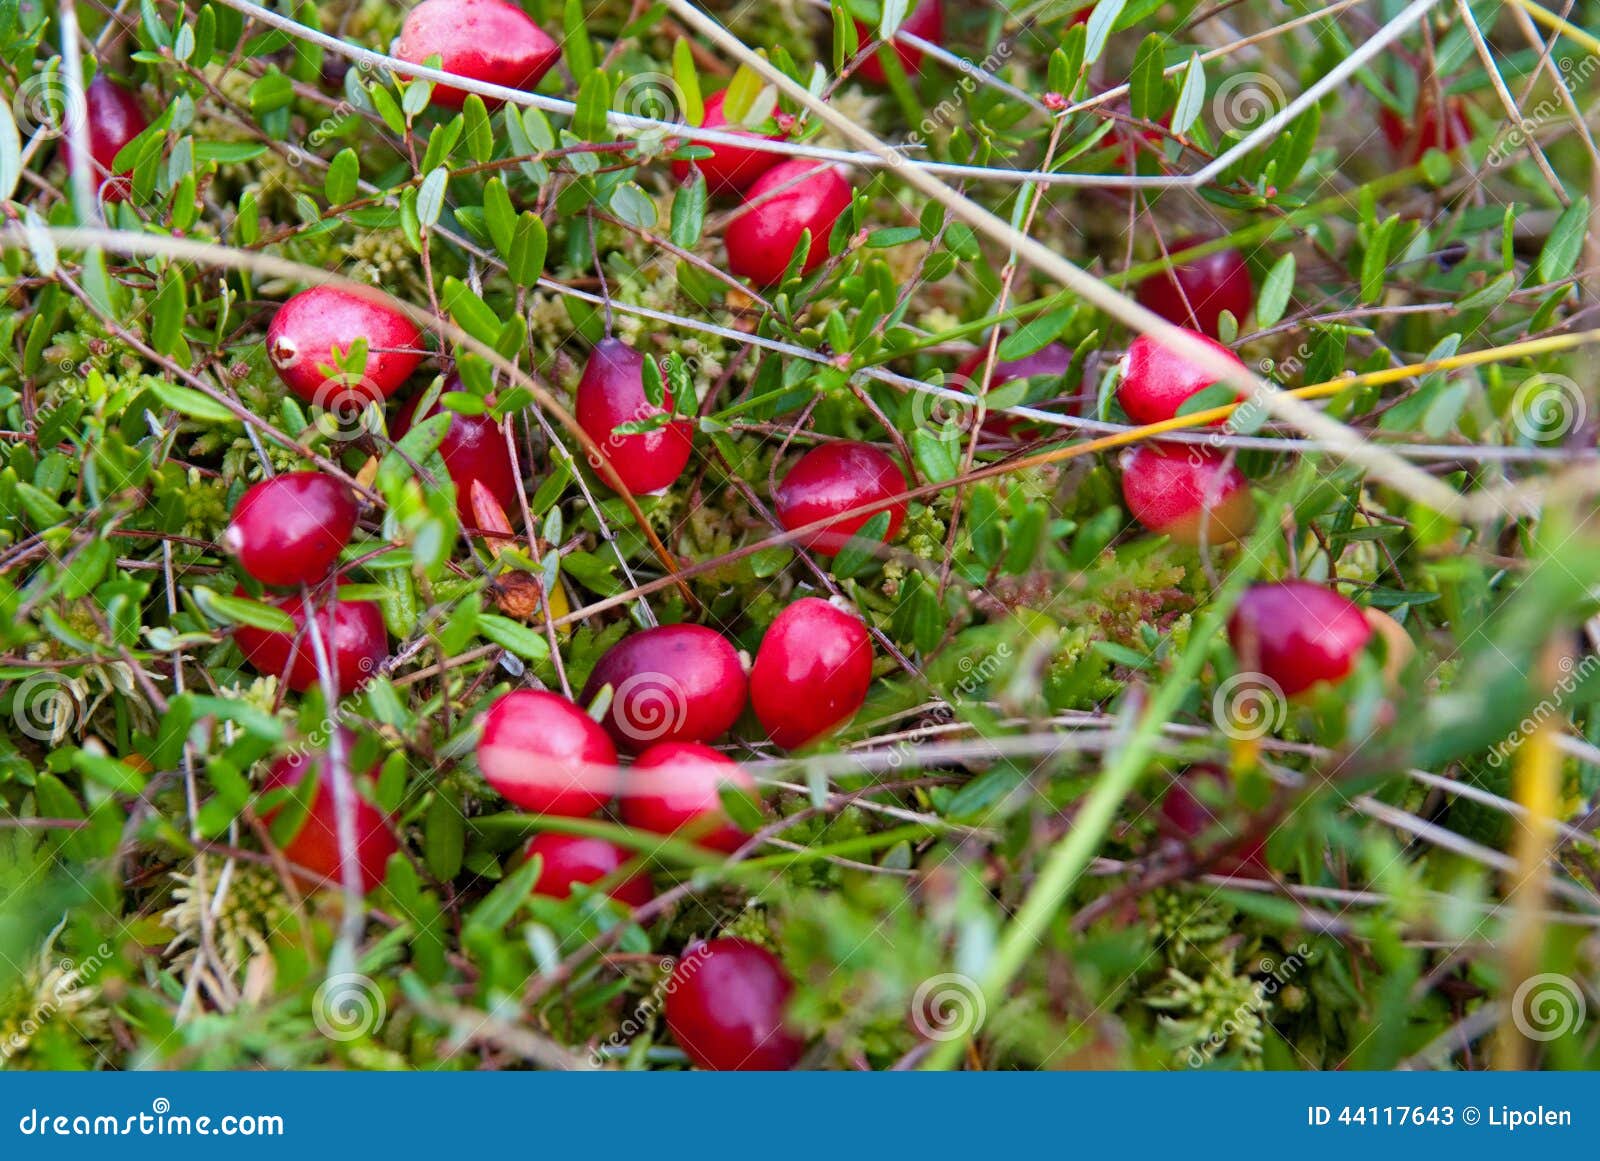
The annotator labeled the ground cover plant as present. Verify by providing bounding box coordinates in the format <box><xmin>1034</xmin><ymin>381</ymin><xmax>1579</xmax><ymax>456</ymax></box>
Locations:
<box><xmin>1</xmin><ymin>0</ymin><xmax>1598</xmax><ymax>1071</ymax></box>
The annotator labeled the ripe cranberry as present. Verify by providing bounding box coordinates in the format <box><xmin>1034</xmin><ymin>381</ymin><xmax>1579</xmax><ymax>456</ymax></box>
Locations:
<box><xmin>261</xmin><ymin>737</ymin><xmax>398</xmax><ymax>892</ymax></box>
<box><xmin>222</xmin><ymin>471</ymin><xmax>358</xmax><ymax>588</ymax></box>
<box><xmin>579</xmin><ymin>624</ymin><xmax>748</xmax><ymax>753</ymax></box>
<box><xmin>476</xmin><ymin>689</ymin><xmax>617</xmax><ymax>817</ymax></box>
<box><xmin>395</xmin><ymin>0</ymin><xmax>560</xmax><ymax>109</ymax></box>
<box><xmin>773</xmin><ymin>441</ymin><xmax>907</xmax><ymax>556</ymax></box>
<box><xmin>855</xmin><ymin>0</ymin><xmax>945</xmax><ymax>84</ymax></box>
<box><xmin>524</xmin><ymin>832</ymin><xmax>653</xmax><ymax>907</ymax></box>
<box><xmin>726</xmin><ymin>160</ymin><xmax>852</xmax><ymax>286</ymax></box>
<box><xmin>1136</xmin><ymin>242</ymin><xmax>1254</xmax><ymax>339</ymax></box>
<box><xmin>1157</xmin><ymin>766</ymin><xmax>1268</xmax><ymax>878</ymax></box>
<box><xmin>61</xmin><ymin>76</ymin><xmax>148</xmax><ymax>203</ymax></box>
<box><xmin>1228</xmin><ymin>580</ymin><xmax>1373</xmax><ymax>697</ymax></box>
<box><xmin>268</xmin><ymin>286</ymin><xmax>424</xmax><ymax>408</ymax></box>
<box><xmin>1120</xmin><ymin>445</ymin><xmax>1255</xmax><ymax>546</ymax></box>
<box><xmin>622</xmin><ymin>742</ymin><xmax>758</xmax><ymax>853</ymax></box>
<box><xmin>750</xmin><ymin>598</ymin><xmax>872</xmax><ymax>749</ymax></box>
<box><xmin>575</xmin><ymin>339</ymin><xmax>694</xmax><ymax>495</ymax></box>
<box><xmin>233</xmin><ymin>585</ymin><xmax>388</xmax><ymax>696</ymax></box>
<box><xmin>670</xmin><ymin>89</ymin><xmax>784</xmax><ymax>196</ymax></box>
<box><xmin>664</xmin><ymin>938</ymin><xmax>804</xmax><ymax>1070</ymax></box>
<box><xmin>393</xmin><ymin>382</ymin><xmax>520</xmax><ymax>527</ymax></box>
<box><xmin>1117</xmin><ymin>329</ymin><xmax>1247</xmax><ymax>426</ymax></box>
<box><xmin>1380</xmin><ymin>93</ymin><xmax>1471</xmax><ymax>163</ymax></box>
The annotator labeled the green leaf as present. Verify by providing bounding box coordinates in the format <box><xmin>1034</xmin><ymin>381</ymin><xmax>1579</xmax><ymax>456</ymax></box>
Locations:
<box><xmin>0</xmin><ymin>100</ymin><xmax>20</xmax><ymax>203</ymax></box>
<box><xmin>1129</xmin><ymin>34</ymin><xmax>1168</xmax><ymax>122</ymax></box>
<box><xmin>1170</xmin><ymin>54</ymin><xmax>1205</xmax><ymax>135</ymax></box>
<box><xmin>416</xmin><ymin>166</ymin><xmax>449</xmax><ymax>228</ymax></box>
<box><xmin>507</xmin><ymin>212</ymin><xmax>548</xmax><ymax>287</ymax></box>
<box><xmin>610</xmin><ymin>181</ymin><xmax>657</xmax><ymax>229</ymax></box>
<box><xmin>150</xmin><ymin>267</ymin><xmax>188</xmax><ymax>359</ymax></box>
<box><xmin>574</xmin><ymin>71</ymin><xmax>611</xmax><ymax>142</ymax></box>
<box><xmin>148</xmin><ymin>379</ymin><xmax>239</xmax><ymax>425</ymax></box>
<box><xmin>1255</xmin><ymin>252</ymin><xmax>1295</xmax><ymax>328</ymax></box>
<box><xmin>325</xmin><ymin>148</ymin><xmax>359</xmax><ymax>205</ymax></box>
<box><xmin>672</xmin><ymin>37</ymin><xmax>704</xmax><ymax>126</ymax></box>
<box><xmin>670</xmin><ymin>170</ymin><xmax>707</xmax><ymax>247</ymax></box>
<box><xmin>1084</xmin><ymin>0</ymin><xmax>1128</xmax><ymax>65</ymax></box>
<box><xmin>1539</xmin><ymin>196</ymin><xmax>1588</xmax><ymax>284</ymax></box>
<box><xmin>424</xmin><ymin>785</ymin><xmax>466</xmax><ymax>880</ymax></box>
<box><xmin>997</xmin><ymin>308</ymin><xmax>1074</xmax><ymax>360</ymax></box>
<box><xmin>562</xmin><ymin>0</ymin><xmax>595</xmax><ymax>78</ymax></box>
<box><xmin>442</xmin><ymin>277</ymin><xmax>502</xmax><ymax>346</ymax></box>
<box><xmin>831</xmin><ymin>511</ymin><xmax>893</xmax><ymax>579</ymax></box>
<box><xmin>478</xmin><ymin>613</ymin><xmax>551</xmax><ymax>661</ymax></box>
<box><xmin>194</xmin><ymin>588</ymin><xmax>297</xmax><ymax>633</ymax></box>
<box><xmin>463</xmin><ymin>94</ymin><xmax>494</xmax><ymax>163</ymax></box>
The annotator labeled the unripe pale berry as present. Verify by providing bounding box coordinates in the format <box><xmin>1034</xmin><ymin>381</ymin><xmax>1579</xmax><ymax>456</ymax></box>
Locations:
<box><xmin>726</xmin><ymin>160</ymin><xmax>852</xmax><ymax>287</ymax></box>
<box><xmin>773</xmin><ymin>441</ymin><xmax>907</xmax><ymax>556</ymax></box>
<box><xmin>670</xmin><ymin>90</ymin><xmax>784</xmax><ymax>196</ymax></box>
<box><xmin>575</xmin><ymin>338</ymin><xmax>694</xmax><ymax>495</ymax></box>
<box><xmin>524</xmin><ymin>832</ymin><xmax>653</xmax><ymax>907</ymax></box>
<box><xmin>579</xmin><ymin>624</ymin><xmax>748</xmax><ymax>754</ymax></box>
<box><xmin>1117</xmin><ymin>329</ymin><xmax>1247</xmax><ymax>426</ymax></box>
<box><xmin>1136</xmin><ymin>242</ymin><xmax>1254</xmax><ymax>339</ymax></box>
<box><xmin>261</xmin><ymin>737</ymin><xmax>398</xmax><ymax>892</ymax></box>
<box><xmin>621</xmin><ymin>742</ymin><xmax>758</xmax><ymax>853</ymax></box>
<box><xmin>477</xmin><ymin>689</ymin><xmax>618</xmax><ymax>817</ymax></box>
<box><xmin>750</xmin><ymin>598</ymin><xmax>873</xmax><ymax>749</ymax></box>
<box><xmin>233</xmin><ymin>585</ymin><xmax>388</xmax><ymax>696</ymax></box>
<box><xmin>1228</xmin><ymin>580</ymin><xmax>1373</xmax><ymax>697</ymax></box>
<box><xmin>1119</xmin><ymin>445</ymin><xmax>1255</xmax><ymax>546</ymax></box>
<box><xmin>223</xmin><ymin>471</ymin><xmax>358</xmax><ymax>588</ymax></box>
<box><xmin>395</xmin><ymin>0</ymin><xmax>561</xmax><ymax>109</ymax></box>
<box><xmin>664</xmin><ymin>938</ymin><xmax>804</xmax><ymax>1070</ymax></box>
<box><xmin>268</xmin><ymin>287</ymin><xmax>424</xmax><ymax>408</ymax></box>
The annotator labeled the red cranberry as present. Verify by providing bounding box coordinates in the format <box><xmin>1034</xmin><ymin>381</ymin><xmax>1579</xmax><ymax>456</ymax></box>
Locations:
<box><xmin>222</xmin><ymin>471</ymin><xmax>358</xmax><ymax>588</ymax></box>
<box><xmin>1380</xmin><ymin>93</ymin><xmax>1471</xmax><ymax>163</ymax></box>
<box><xmin>1157</xmin><ymin>766</ymin><xmax>1268</xmax><ymax>878</ymax></box>
<box><xmin>1136</xmin><ymin>241</ymin><xmax>1254</xmax><ymax>339</ymax></box>
<box><xmin>579</xmin><ymin>624</ymin><xmax>748</xmax><ymax>754</ymax></box>
<box><xmin>61</xmin><ymin>76</ymin><xmax>148</xmax><ymax>203</ymax></box>
<box><xmin>393</xmin><ymin>382</ymin><xmax>520</xmax><ymax>527</ymax></box>
<box><xmin>622</xmin><ymin>742</ymin><xmax>757</xmax><ymax>853</ymax></box>
<box><xmin>955</xmin><ymin>340</ymin><xmax>1078</xmax><ymax>437</ymax></box>
<box><xmin>233</xmin><ymin>584</ymin><xmax>388</xmax><ymax>696</ymax></box>
<box><xmin>1117</xmin><ymin>329</ymin><xmax>1247</xmax><ymax>426</ymax></box>
<box><xmin>664</xmin><ymin>938</ymin><xmax>804</xmax><ymax>1070</ymax></box>
<box><xmin>395</xmin><ymin>0</ymin><xmax>561</xmax><ymax>109</ymax></box>
<box><xmin>750</xmin><ymin>598</ymin><xmax>872</xmax><ymax>749</ymax></box>
<box><xmin>855</xmin><ymin>0</ymin><xmax>945</xmax><ymax>84</ymax></box>
<box><xmin>1120</xmin><ymin>445</ymin><xmax>1254</xmax><ymax>546</ymax></box>
<box><xmin>1228</xmin><ymin>580</ymin><xmax>1373</xmax><ymax>697</ymax></box>
<box><xmin>524</xmin><ymin>832</ymin><xmax>653</xmax><ymax>907</ymax></box>
<box><xmin>726</xmin><ymin>160</ymin><xmax>853</xmax><ymax>287</ymax></box>
<box><xmin>268</xmin><ymin>286</ymin><xmax>424</xmax><ymax>408</ymax></box>
<box><xmin>261</xmin><ymin>736</ymin><xmax>398</xmax><ymax>892</ymax></box>
<box><xmin>575</xmin><ymin>339</ymin><xmax>694</xmax><ymax>495</ymax></box>
<box><xmin>670</xmin><ymin>89</ymin><xmax>784</xmax><ymax>196</ymax></box>
<box><xmin>773</xmin><ymin>441</ymin><xmax>907</xmax><ymax>556</ymax></box>
<box><xmin>476</xmin><ymin>689</ymin><xmax>617</xmax><ymax>817</ymax></box>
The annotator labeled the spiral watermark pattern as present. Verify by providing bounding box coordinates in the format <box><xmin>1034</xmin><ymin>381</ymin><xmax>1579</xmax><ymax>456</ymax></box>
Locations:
<box><xmin>908</xmin><ymin>374</ymin><xmax>982</xmax><ymax>443</ymax></box>
<box><xmin>1210</xmin><ymin>72</ymin><xmax>1287</xmax><ymax>134</ymax></box>
<box><xmin>1510</xmin><ymin>373</ymin><xmax>1585</xmax><ymax>442</ymax></box>
<box><xmin>911</xmin><ymin>972</ymin><xmax>986</xmax><ymax>1042</ymax></box>
<box><xmin>1511</xmin><ymin>973</ymin><xmax>1587</xmax><ymax>1042</ymax></box>
<box><xmin>615</xmin><ymin>72</ymin><xmax>686</xmax><ymax>125</ymax></box>
<box><xmin>312</xmin><ymin>972</ymin><xmax>386</xmax><ymax>1042</ymax></box>
<box><xmin>10</xmin><ymin>673</ymin><xmax>86</xmax><ymax>743</ymax></box>
<box><xmin>612</xmin><ymin>671</ymin><xmax>690</xmax><ymax>744</ymax></box>
<box><xmin>1211</xmin><ymin>671</ymin><xmax>1287</xmax><ymax>741</ymax></box>
<box><xmin>12</xmin><ymin>72</ymin><xmax>87</xmax><ymax>140</ymax></box>
<box><xmin>306</xmin><ymin>372</ymin><xmax>387</xmax><ymax>443</ymax></box>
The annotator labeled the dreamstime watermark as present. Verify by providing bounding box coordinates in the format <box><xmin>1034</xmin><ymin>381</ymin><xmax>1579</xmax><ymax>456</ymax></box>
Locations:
<box><xmin>610</xmin><ymin>671</ymin><xmax>691</xmax><ymax>744</ymax></box>
<box><xmin>949</xmin><ymin>641</ymin><xmax>1011</xmax><ymax>708</ymax></box>
<box><xmin>910</xmin><ymin>972</ymin><xmax>986</xmax><ymax>1041</ymax></box>
<box><xmin>10</xmin><ymin>70</ymin><xmax>87</xmax><ymax>141</ymax></box>
<box><xmin>16</xmin><ymin>1098</ymin><xmax>284</xmax><ymax>1137</ymax></box>
<box><xmin>588</xmin><ymin>948</ymin><xmax>710</xmax><ymax>1065</ymax></box>
<box><xmin>1510</xmin><ymin>973</ymin><xmax>1588</xmax><ymax>1042</ymax></box>
<box><xmin>1486</xmin><ymin>53</ymin><xmax>1600</xmax><ymax>167</ymax></box>
<box><xmin>1</xmin><ymin>941</ymin><xmax>113</xmax><ymax>1062</ymax></box>
<box><xmin>1186</xmin><ymin>944</ymin><xmax>1311</xmax><ymax>1066</ymax></box>
<box><xmin>615</xmin><ymin>72</ymin><xmax>687</xmax><ymax>124</ymax></box>
<box><xmin>1211</xmin><ymin>671</ymin><xmax>1287</xmax><ymax>741</ymax></box>
<box><xmin>1486</xmin><ymin>652</ymin><xmax>1600</xmax><ymax>767</ymax></box>
<box><xmin>1509</xmin><ymin>372</ymin><xmax>1585</xmax><ymax>442</ymax></box>
<box><xmin>9</xmin><ymin>672</ymin><xmax>88</xmax><ymax>745</ymax></box>
<box><xmin>902</xmin><ymin>41</ymin><xmax>1014</xmax><ymax>152</ymax></box>
<box><xmin>311</xmin><ymin>972</ymin><xmax>386</xmax><ymax>1042</ymax></box>
<box><xmin>1210</xmin><ymin>72</ymin><xmax>1287</xmax><ymax>135</ymax></box>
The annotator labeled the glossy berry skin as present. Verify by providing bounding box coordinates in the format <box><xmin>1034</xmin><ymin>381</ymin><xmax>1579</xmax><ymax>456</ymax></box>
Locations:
<box><xmin>774</xmin><ymin>441</ymin><xmax>907</xmax><ymax>556</ymax></box>
<box><xmin>855</xmin><ymin>0</ymin><xmax>945</xmax><ymax>85</ymax></box>
<box><xmin>233</xmin><ymin>586</ymin><xmax>388</xmax><ymax>696</ymax></box>
<box><xmin>268</xmin><ymin>287</ymin><xmax>423</xmax><ymax>408</ymax></box>
<box><xmin>622</xmin><ymin>742</ymin><xmax>758</xmax><ymax>853</ymax></box>
<box><xmin>579</xmin><ymin>624</ymin><xmax>748</xmax><ymax>754</ymax></box>
<box><xmin>394</xmin><ymin>384</ymin><xmax>519</xmax><ymax>527</ymax></box>
<box><xmin>1228</xmin><ymin>580</ymin><xmax>1373</xmax><ymax>698</ymax></box>
<box><xmin>223</xmin><ymin>471</ymin><xmax>358</xmax><ymax>588</ymax></box>
<box><xmin>1117</xmin><ymin>329</ymin><xmax>1247</xmax><ymax>426</ymax></box>
<box><xmin>477</xmin><ymin>689</ymin><xmax>618</xmax><ymax>817</ymax></box>
<box><xmin>62</xmin><ymin>77</ymin><xmax>148</xmax><ymax>203</ymax></box>
<box><xmin>524</xmin><ymin>832</ymin><xmax>653</xmax><ymax>907</ymax></box>
<box><xmin>665</xmin><ymin>938</ymin><xmax>804</xmax><ymax>1070</ymax></box>
<box><xmin>750</xmin><ymin>598</ymin><xmax>872</xmax><ymax>749</ymax></box>
<box><xmin>261</xmin><ymin>740</ymin><xmax>398</xmax><ymax>893</ymax></box>
<box><xmin>726</xmin><ymin>160</ymin><xmax>852</xmax><ymax>287</ymax></box>
<box><xmin>1136</xmin><ymin>242</ymin><xmax>1254</xmax><ymax>339</ymax></box>
<box><xmin>1157</xmin><ymin>766</ymin><xmax>1268</xmax><ymax>878</ymax></box>
<box><xmin>395</xmin><ymin>0</ymin><xmax>561</xmax><ymax>109</ymax></box>
<box><xmin>575</xmin><ymin>339</ymin><xmax>694</xmax><ymax>495</ymax></box>
<box><xmin>1120</xmin><ymin>445</ymin><xmax>1255</xmax><ymax>547</ymax></box>
<box><xmin>671</xmin><ymin>90</ymin><xmax>783</xmax><ymax>196</ymax></box>
<box><xmin>1380</xmin><ymin>95</ymin><xmax>1471</xmax><ymax>163</ymax></box>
